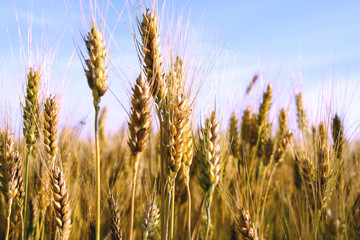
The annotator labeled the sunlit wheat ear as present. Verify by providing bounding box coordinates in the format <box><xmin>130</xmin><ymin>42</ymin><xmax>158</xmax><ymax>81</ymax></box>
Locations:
<box><xmin>84</xmin><ymin>21</ymin><xmax>108</xmax><ymax>108</ymax></box>
<box><xmin>140</xmin><ymin>9</ymin><xmax>167</xmax><ymax>104</ymax></box>
<box><xmin>28</xmin><ymin>198</ymin><xmax>39</xmax><ymax>236</ymax></box>
<box><xmin>197</xmin><ymin>111</ymin><xmax>221</xmax><ymax>239</ymax></box>
<box><xmin>278</xmin><ymin>108</ymin><xmax>288</xmax><ymax>140</ymax></box>
<box><xmin>257</xmin><ymin>84</ymin><xmax>272</xmax><ymax>130</ymax></box>
<box><xmin>229</xmin><ymin>113</ymin><xmax>240</xmax><ymax>159</ymax></box>
<box><xmin>83</xmin><ymin>20</ymin><xmax>109</xmax><ymax>240</ymax></box>
<box><xmin>128</xmin><ymin>74</ymin><xmax>152</xmax><ymax>240</ymax></box>
<box><xmin>142</xmin><ymin>200</ymin><xmax>160</xmax><ymax>240</ymax></box>
<box><xmin>249</xmin><ymin>113</ymin><xmax>258</xmax><ymax>148</ymax></box>
<box><xmin>108</xmin><ymin>194</ymin><xmax>122</xmax><ymax>240</ymax></box>
<box><xmin>128</xmin><ymin>74</ymin><xmax>152</xmax><ymax>156</ymax></box>
<box><xmin>51</xmin><ymin>165</ymin><xmax>71</xmax><ymax>240</ymax></box>
<box><xmin>44</xmin><ymin>95</ymin><xmax>59</xmax><ymax>165</ymax></box>
<box><xmin>273</xmin><ymin>131</ymin><xmax>293</xmax><ymax>163</ymax></box>
<box><xmin>163</xmin><ymin>94</ymin><xmax>190</xmax><ymax>186</ymax></box>
<box><xmin>294</xmin><ymin>156</ymin><xmax>317</xmax><ymax>208</ymax></box>
<box><xmin>318</xmin><ymin>122</ymin><xmax>329</xmax><ymax>194</ymax></box>
<box><xmin>240</xmin><ymin>107</ymin><xmax>252</xmax><ymax>145</ymax></box>
<box><xmin>331</xmin><ymin>114</ymin><xmax>344</xmax><ymax>160</ymax></box>
<box><xmin>23</xmin><ymin>66</ymin><xmax>41</xmax><ymax>149</ymax></box>
<box><xmin>295</xmin><ymin>93</ymin><xmax>309</xmax><ymax>136</ymax></box>
<box><xmin>0</xmin><ymin>130</ymin><xmax>22</xmax><ymax>240</ymax></box>
<box><xmin>179</xmin><ymin>94</ymin><xmax>193</xmax><ymax>185</ymax></box>
<box><xmin>235</xmin><ymin>208</ymin><xmax>258</xmax><ymax>240</ymax></box>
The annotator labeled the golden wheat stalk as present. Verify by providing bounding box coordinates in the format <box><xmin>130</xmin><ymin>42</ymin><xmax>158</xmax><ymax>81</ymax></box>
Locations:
<box><xmin>127</xmin><ymin>74</ymin><xmax>152</xmax><ymax>240</ymax></box>
<box><xmin>162</xmin><ymin>93</ymin><xmax>189</xmax><ymax>239</ymax></box>
<box><xmin>83</xmin><ymin>20</ymin><xmax>108</xmax><ymax>240</ymax></box>
<box><xmin>197</xmin><ymin>111</ymin><xmax>221</xmax><ymax>240</ymax></box>
<box><xmin>180</xmin><ymin>94</ymin><xmax>193</xmax><ymax>240</ymax></box>
<box><xmin>22</xmin><ymin>66</ymin><xmax>41</xmax><ymax>233</ymax></box>
<box><xmin>139</xmin><ymin>9</ymin><xmax>168</xmax><ymax>237</ymax></box>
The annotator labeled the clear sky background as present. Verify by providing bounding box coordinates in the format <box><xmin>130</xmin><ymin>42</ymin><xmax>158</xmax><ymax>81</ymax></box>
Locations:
<box><xmin>1</xmin><ymin>0</ymin><xmax>360</xmax><ymax>140</ymax></box>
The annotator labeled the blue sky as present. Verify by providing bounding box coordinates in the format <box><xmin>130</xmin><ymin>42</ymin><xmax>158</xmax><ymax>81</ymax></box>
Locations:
<box><xmin>1</xmin><ymin>0</ymin><xmax>360</xmax><ymax>139</ymax></box>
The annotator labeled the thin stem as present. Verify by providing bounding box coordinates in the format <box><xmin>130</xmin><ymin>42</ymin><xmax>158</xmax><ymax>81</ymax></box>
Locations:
<box><xmin>204</xmin><ymin>206</ymin><xmax>210</xmax><ymax>240</ymax></box>
<box><xmin>170</xmin><ymin>181</ymin><xmax>175</xmax><ymax>240</ymax></box>
<box><xmin>19</xmin><ymin>211</ymin><xmax>24</xmax><ymax>240</ymax></box>
<box><xmin>95</xmin><ymin>106</ymin><xmax>101</xmax><ymax>240</ymax></box>
<box><xmin>5</xmin><ymin>201</ymin><xmax>12</xmax><ymax>240</ymax></box>
<box><xmin>157</xmin><ymin>109</ymin><xmax>166</xmax><ymax>240</ymax></box>
<box><xmin>186</xmin><ymin>184</ymin><xmax>192</xmax><ymax>240</ymax></box>
<box><xmin>23</xmin><ymin>147</ymin><xmax>32</xmax><ymax>235</ymax></box>
<box><xmin>129</xmin><ymin>153</ymin><xmax>140</xmax><ymax>240</ymax></box>
<box><xmin>164</xmin><ymin>184</ymin><xmax>172</xmax><ymax>240</ymax></box>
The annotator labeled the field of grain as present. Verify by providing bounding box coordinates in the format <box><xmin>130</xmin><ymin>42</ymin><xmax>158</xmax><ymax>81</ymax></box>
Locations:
<box><xmin>0</xmin><ymin>1</ymin><xmax>359</xmax><ymax>240</ymax></box>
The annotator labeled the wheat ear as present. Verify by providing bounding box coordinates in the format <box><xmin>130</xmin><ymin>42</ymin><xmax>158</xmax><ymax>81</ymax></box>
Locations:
<box><xmin>295</xmin><ymin>93</ymin><xmax>309</xmax><ymax>137</ymax></box>
<box><xmin>179</xmin><ymin>94</ymin><xmax>193</xmax><ymax>240</ymax></box>
<box><xmin>142</xmin><ymin>200</ymin><xmax>160</xmax><ymax>240</ymax></box>
<box><xmin>331</xmin><ymin>114</ymin><xmax>343</xmax><ymax>160</ymax></box>
<box><xmin>230</xmin><ymin>113</ymin><xmax>240</xmax><ymax>160</ymax></box>
<box><xmin>139</xmin><ymin>9</ymin><xmax>167</xmax><ymax>104</ymax></box>
<box><xmin>0</xmin><ymin>131</ymin><xmax>22</xmax><ymax>240</ymax></box>
<box><xmin>83</xmin><ymin>21</ymin><xmax>108</xmax><ymax>240</ymax></box>
<box><xmin>197</xmin><ymin>111</ymin><xmax>221</xmax><ymax>240</ymax></box>
<box><xmin>44</xmin><ymin>95</ymin><xmax>59</xmax><ymax>165</ymax></box>
<box><xmin>108</xmin><ymin>194</ymin><xmax>122</xmax><ymax>240</ymax></box>
<box><xmin>128</xmin><ymin>74</ymin><xmax>152</xmax><ymax>240</ymax></box>
<box><xmin>162</xmin><ymin>93</ymin><xmax>189</xmax><ymax>239</ymax></box>
<box><xmin>235</xmin><ymin>208</ymin><xmax>258</xmax><ymax>240</ymax></box>
<box><xmin>51</xmin><ymin>165</ymin><xmax>71</xmax><ymax>240</ymax></box>
<box><xmin>22</xmin><ymin>66</ymin><xmax>41</xmax><ymax>232</ymax></box>
<box><xmin>139</xmin><ymin>9</ymin><xmax>168</xmax><ymax>237</ymax></box>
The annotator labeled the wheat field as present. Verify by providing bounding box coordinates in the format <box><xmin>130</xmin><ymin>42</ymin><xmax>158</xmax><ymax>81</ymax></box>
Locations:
<box><xmin>0</xmin><ymin>1</ymin><xmax>359</xmax><ymax>240</ymax></box>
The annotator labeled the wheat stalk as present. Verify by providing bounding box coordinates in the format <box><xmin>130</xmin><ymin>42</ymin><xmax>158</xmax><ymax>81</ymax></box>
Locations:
<box><xmin>179</xmin><ymin>94</ymin><xmax>193</xmax><ymax>240</ymax></box>
<box><xmin>22</xmin><ymin>66</ymin><xmax>41</xmax><ymax>231</ymax></box>
<box><xmin>128</xmin><ymin>74</ymin><xmax>152</xmax><ymax>240</ymax></box>
<box><xmin>162</xmin><ymin>93</ymin><xmax>189</xmax><ymax>239</ymax></box>
<box><xmin>197</xmin><ymin>111</ymin><xmax>221</xmax><ymax>240</ymax></box>
<box><xmin>83</xmin><ymin>20</ymin><xmax>109</xmax><ymax>240</ymax></box>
